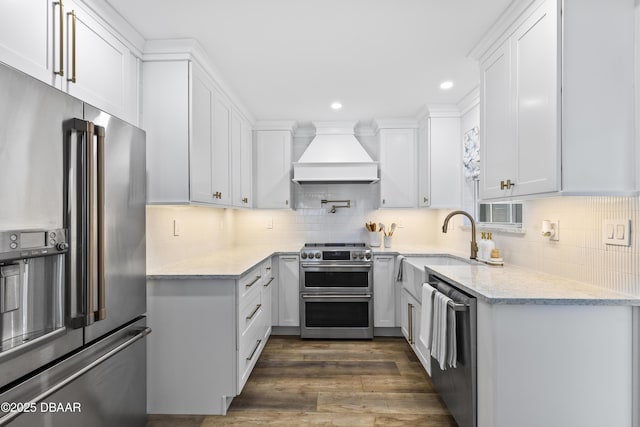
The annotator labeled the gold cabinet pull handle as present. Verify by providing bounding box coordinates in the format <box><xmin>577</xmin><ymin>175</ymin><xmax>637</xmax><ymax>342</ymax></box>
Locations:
<box><xmin>242</xmin><ymin>197</ymin><xmax>248</xmax><ymax>203</ymax></box>
<box><xmin>246</xmin><ymin>304</ymin><xmax>262</xmax><ymax>321</ymax></box>
<box><xmin>500</xmin><ymin>179</ymin><xmax>515</xmax><ymax>190</ymax></box>
<box><xmin>55</xmin><ymin>1</ymin><xmax>64</xmax><ymax>76</ymax></box>
<box><xmin>67</xmin><ymin>10</ymin><xmax>77</xmax><ymax>83</ymax></box>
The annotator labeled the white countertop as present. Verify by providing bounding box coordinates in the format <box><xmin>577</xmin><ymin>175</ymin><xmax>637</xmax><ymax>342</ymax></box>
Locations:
<box><xmin>147</xmin><ymin>243</ymin><xmax>302</xmax><ymax>279</ymax></box>
<box><xmin>423</xmin><ymin>262</ymin><xmax>640</xmax><ymax>305</ymax></box>
<box><xmin>147</xmin><ymin>243</ymin><xmax>640</xmax><ymax>305</ymax></box>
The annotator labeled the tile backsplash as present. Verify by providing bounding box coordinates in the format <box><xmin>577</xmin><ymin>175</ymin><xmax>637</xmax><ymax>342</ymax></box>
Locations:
<box><xmin>147</xmin><ymin>195</ymin><xmax>640</xmax><ymax>296</ymax></box>
<box><xmin>436</xmin><ymin>196</ymin><xmax>640</xmax><ymax>296</ymax></box>
<box><xmin>234</xmin><ymin>184</ymin><xmax>439</xmax><ymax>246</ymax></box>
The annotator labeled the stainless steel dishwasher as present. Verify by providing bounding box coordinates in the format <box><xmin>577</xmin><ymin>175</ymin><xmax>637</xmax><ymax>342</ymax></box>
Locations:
<box><xmin>428</xmin><ymin>272</ymin><xmax>477</xmax><ymax>427</ymax></box>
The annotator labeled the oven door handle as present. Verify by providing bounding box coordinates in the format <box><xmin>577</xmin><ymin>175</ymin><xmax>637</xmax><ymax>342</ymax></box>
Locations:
<box><xmin>300</xmin><ymin>263</ymin><xmax>371</xmax><ymax>269</ymax></box>
<box><xmin>301</xmin><ymin>294</ymin><xmax>372</xmax><ymax>299</ymax></box>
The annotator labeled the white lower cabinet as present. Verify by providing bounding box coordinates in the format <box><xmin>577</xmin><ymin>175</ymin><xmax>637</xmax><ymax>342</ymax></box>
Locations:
<box><xmin>147</xmin><ymin>258</ymin><xmax>272</xmax><ymax>415</ymax></box>
<box><xmin>277</xmin><ymin>255</ymin><xmax>299</xmax><ymax>327</ymax></box>
<box><xmin>400</xmin><ymin>279</ymin><xmax>431</xmax><ymax>375</ymax></box>
<box><xmin>373</xmin><ymin>255</ymin><xmax>396</xmax><ymax>328</ymax></box>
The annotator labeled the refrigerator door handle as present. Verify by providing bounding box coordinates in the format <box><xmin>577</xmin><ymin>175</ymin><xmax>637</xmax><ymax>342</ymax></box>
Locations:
<box><xmin>0</xmin><ymin>326</ymin><xmax>151</xmax><ymax>426</ymax></box>
<box><xmin>63</xmin><ymin>119</ymin><xmax>106</xmax><ymax>328</ymax></box>
<box><xmin>94</xmin><ymin>124</ymin><xmax>106</xmax><ymax>322</ymax></box>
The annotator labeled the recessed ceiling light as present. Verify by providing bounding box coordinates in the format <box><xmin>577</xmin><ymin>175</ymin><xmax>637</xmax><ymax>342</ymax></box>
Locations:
<box><xmin>331</xmin><ymin>102</ymin><xmax>342</xmax><ymax>110</ymax></box>
<box><xmin>440</xmin><ymin>81</ymin><xmax>454</xmax><ymax>90</ymax></box>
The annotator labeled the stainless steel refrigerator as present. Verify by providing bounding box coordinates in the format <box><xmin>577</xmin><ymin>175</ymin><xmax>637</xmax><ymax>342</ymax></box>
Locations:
<box><xmin>0</xmin><ymin>62</ymin><xmax>148</xmax><ymax>426</ymax></box>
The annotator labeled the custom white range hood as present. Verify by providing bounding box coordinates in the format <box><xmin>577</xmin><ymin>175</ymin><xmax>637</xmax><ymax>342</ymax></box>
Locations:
<box><xmin>292</xmin><ymin>122</ymin><xmax>379</xmax><ymax>184</ymax></box>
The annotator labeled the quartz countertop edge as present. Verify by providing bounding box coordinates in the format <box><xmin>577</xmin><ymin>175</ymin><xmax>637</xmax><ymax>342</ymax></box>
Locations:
<box><xmin>424</xmin><ymin>264</ymin><xmax>640</xmax><ymax>306</ymax></box>
<box><xmin>146</xmin><ymin>246</ymin><xmax>301</xmax><ymax>280</ymax></box>
<box><xmin>146</xmin><ymin>244</ymin><xmax>640</xmax><ymax>306</ymax></box>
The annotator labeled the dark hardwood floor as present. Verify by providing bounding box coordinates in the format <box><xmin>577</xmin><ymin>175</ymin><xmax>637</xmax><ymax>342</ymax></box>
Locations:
<box><xmin>147</xmin><ymin>336</ymin><xmax>457</xmax><ymax>427</ymax></box>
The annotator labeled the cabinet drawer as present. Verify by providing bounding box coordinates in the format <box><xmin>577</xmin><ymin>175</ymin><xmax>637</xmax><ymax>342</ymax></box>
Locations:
<box><xmin>238</xmin><ymin>309</ymin><xmax>266</xmax><ymax>393</ymax></box>
<box><xmin>238</xmin><ymin>267</ymin><xmax>263</xmax><ymax>301</ymax></box>
<box><xmin>239</xmin><ymin>290</ymin><xmax>263</xmax><ymax>338</ymax></box>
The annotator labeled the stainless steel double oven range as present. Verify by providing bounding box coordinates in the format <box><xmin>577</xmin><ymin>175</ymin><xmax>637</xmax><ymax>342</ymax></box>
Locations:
<box><xmin>299</xmin><ymin>243</ymin><xmax>373</xmax><ymax>339</ymax></box>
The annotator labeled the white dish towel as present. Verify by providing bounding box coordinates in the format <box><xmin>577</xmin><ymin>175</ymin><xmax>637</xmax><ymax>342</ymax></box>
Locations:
<box><xmin>447</xmin><ymin>299</ymin><xmax>457</xmax><ymax>369</ymax></box>
<box><xmin>395</xmin><ymin>255</ymin><xmax>406</xmax><ymax>281</ymax></box>
<box><xmin>418</xmin><ymin>283</ymin><xmax>436</xmax><ymax>352</ymax></box>
<box><xmin>431</xmin><ymin>291</ymin><xmax>454</xmax><ymax>370</ymax></box>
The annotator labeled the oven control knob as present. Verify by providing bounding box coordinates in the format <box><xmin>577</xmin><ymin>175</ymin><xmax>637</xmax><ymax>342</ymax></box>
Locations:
<box><xmin>301</xmin><ymin>252</ymin><xmax>307</xmax><ymax>259</ymax></box>
<box><xmin>364</xmin><ymin>252</ymin><xmax>371</xmax><ymax>260</ymax></box>
<box><xmin>314</xmin><ymin>252</ymin><xmax>321</xmax><ymax>259</ymax></box>
<box><xmin>352</xmin><ymin>253</ymin><xmax>358</xmax><ymax>259</ymax></box>
<box><xmin>56</xmin><ymin>242</ymin><xmax>69</xmax><ymax>251</ymax></box>
<box><xmin>358</xmin><ymin>253</ymin><xmax>364</xmax><ymax>260</ymax></box>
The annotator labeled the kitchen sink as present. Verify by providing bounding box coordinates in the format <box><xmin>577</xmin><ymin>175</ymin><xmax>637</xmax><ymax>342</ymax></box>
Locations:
<box><xmin>405</xmin><ymin>254</ymin><xmax>479</xmax><ymax>267</ymax></box>
<box><xmin>402</xmin><ymin>255</ymin><xmax>479</xmax><ymax>302</ymax></box>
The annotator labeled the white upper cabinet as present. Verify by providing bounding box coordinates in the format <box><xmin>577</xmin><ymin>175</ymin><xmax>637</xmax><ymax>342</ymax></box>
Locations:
<box><xmin>63</xmin><ymin>0</ymin><xmax>133</xmax><ymax>121</ymax></box>
<box><xmin>231</xmin><ymin>111</ymin><xmax>253</xmax><ymax>208</ymax></box>
<box><xmin>418</xmin><ymin>109</ymin><xmax>462</xmax><ymax>208</ymax></box>
<box><xmin>254</xmin><ymin>127</ymin><xmax>293</xmax><ymax>209</ymax></box>
<box><xmin>378</xmin><ymin>126</ymin><xmax>418</xmax><ymax>208</ymax></box>
<box><xmin>480</xmin><ymin>42</ymin><xmax>514</xmax><ymax>199</ymax></box>
<box><xmin>0</xmin><ymin>0</ymin><xmax>59</xmax><ymax>86</ymax></box>
<box><xmin>475</xmin><ymin>0</ymin><xmax>635</xmax><ymax>199</ymax></box>
<box><xmin>192</xmin><ymin>67</ymin><xmax>248</xmax><ymax>207</ymax></box>
<box><xmin>143</xmin><ymin>43</ymin><xmax>254</xmax><ymax>206</ymax></box>
<box><xmin>0</xmin><ymin>0</ymin><xmax>140</xmax><ymax>125</ymax></box>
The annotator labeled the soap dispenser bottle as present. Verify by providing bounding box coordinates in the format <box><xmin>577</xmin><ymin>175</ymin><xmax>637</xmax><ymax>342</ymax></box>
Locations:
<box><xmin>478</xmin><ymin>232</ymin><xmax>488</xmax><ymax>261</ymax></box>
<box><xmin>485</xmin><ymin>232</ymin><xmax>496</xmax><ymax>260</ymax></box>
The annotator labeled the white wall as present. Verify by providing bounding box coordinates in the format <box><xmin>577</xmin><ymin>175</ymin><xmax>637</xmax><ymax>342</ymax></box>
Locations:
<box><xmin>146</xmin><ymin>205</ymin><xmax>236</xmax><ymax>272</ymax></box>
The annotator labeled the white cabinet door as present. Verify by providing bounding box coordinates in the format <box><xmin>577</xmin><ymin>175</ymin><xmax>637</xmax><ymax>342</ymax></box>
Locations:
<box><xmin>512</xmin><ymin>1</ymin><xmax>558</xmax><ymax>196</ymax></box>
<box><xmin>143</xmin><ymin>60</ymin><xmax>190</xmax><ymax>204</ymax></box>
<box><xmin>211</xmin><ymin>94</ymin><xmax>231</xmax><ymax>205</ymax></box>
<box><xmin>0</xmin><ymin>0</ymin><xmax>60</xmax><ymax>86</ymax></box>
<box><xmin>277</xmin><ymin>256</ymin><xmax>299</xmax><ymax>327</ymax></box>
<box><xmin>189</xmin><ymin>63</ymin><xmax>231</xmax><ymax>206</ymax></box>
<box><xmin>231</xmin><ymin>112</ymin><xmax>253</xmax><ymax>208</ymax></box>
<box><xmin>429</xmin><ymin>116</ymin><xmax>462</xmax><ymax>208</ymax></box>
<box><xmin>400</xmin><ymin>289</ymin><xmax>410</xmax><ymax>342</ymax></box>
<box><xmin>480</xmin><ymin>42</ymin><xmax>513</xmax><ymax>200</ymax></box>
<box><xmin>379</xmin><ymin>129</ymin><xmax>417</xmax><ymax>208</ymax></box>
<box><xmin>64</xmin><ymin>0</ymin><xmax>131</xmax><ymax>120</ymax></box>
<box><xmin>240</xmin><ymin>120</ymin><xmax>253</xmax><ymax>207</ymax></box>
<box><xmin>373</xmin><ymin>255</ymin><xmax>396</xmax><ymax>328</ymax></box>
<box><xmin>261</xmin><ymin>261</ymin><xmax>274</xmax><ymax>336</ymax></box>
<box><xmin>417</xmin><ymin>122</ymin><xmax>430</xmax><ymax>207</ymax></box>
<box><xmin>189</xmin><ymin>67</ymin><xmax>214</xmax><ymax>203</ymax></box>
<box><xmin>255</xmin><ymin>130</ymin><xmax>292</xmax><ymax>209</ymax></box>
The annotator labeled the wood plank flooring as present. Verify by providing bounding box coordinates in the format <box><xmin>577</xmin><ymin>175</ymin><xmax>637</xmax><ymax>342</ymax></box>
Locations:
<box><xmin>147</xmin><ymin>336</ymin><xmax>457</xmax><ymax>427</ymax></box>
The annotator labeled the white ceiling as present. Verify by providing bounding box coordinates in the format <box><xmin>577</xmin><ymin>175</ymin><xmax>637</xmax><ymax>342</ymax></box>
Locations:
<box><xmin>106</xmin><ymin>0</ymin><xmax>512</xmax><ymax>122</ymax></box>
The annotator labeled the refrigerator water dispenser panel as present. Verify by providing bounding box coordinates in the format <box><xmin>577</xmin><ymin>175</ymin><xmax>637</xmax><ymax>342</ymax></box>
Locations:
<box><xmin>0</xmin><ymin>229</ymin><xmax>68</xmax><ymax>261</ymax></box>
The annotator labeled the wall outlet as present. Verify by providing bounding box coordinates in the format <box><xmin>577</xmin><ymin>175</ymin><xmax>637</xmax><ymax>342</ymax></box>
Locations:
<box><xmin>173</xmin><ymin>219</ymin><xmax>181</xmax><ymax>237</ymax></box>
<box><xmin>603</xmin><ymin>219</ymin><xmax>631</xmax><ymax>247</ymax></box>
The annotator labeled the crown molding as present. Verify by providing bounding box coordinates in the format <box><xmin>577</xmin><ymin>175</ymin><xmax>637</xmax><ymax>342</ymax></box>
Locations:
<box><xmin>457</xmin><ymin>86</ymin><xmax>480</xmax><ymax>117</ymax></box>
<box><xmin>76</xmin><ymin>0</ymin><xmax>146</xmax><ymax>56</ymax></box>
<box><xmin>254</xmin><ymin>120</ymin><xmax>299</xmax><ymax>132</ymax></box>
<box><xmin>468</xmin><ymin>0</ymin><xmax>540</xmax><ymax>61</ymax></box>
<box><xmin>372</xmin><ymin>118</ymin><xmax>419</xmax><ymax>134</ymax></box>
<box><xmin>143</xmin><ymin>39</ymin><xmax>255</xmax><ymax>124</ymax></box>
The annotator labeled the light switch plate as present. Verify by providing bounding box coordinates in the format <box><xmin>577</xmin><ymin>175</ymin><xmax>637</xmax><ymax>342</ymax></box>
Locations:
<box><xmin>603</xmin><ymin>219</ymin><xmax>631</xmax><ymax>247</ymax></box>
